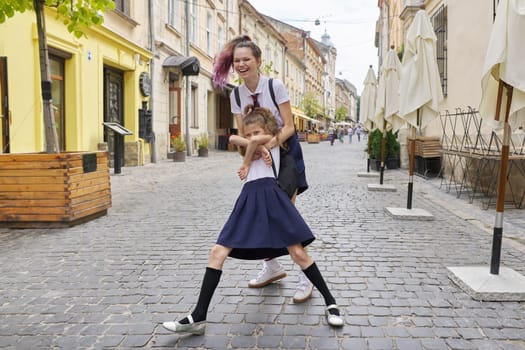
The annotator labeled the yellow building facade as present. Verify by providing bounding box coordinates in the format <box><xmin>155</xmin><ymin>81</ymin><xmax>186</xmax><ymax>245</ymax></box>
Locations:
<box><xmin>0</xmin><ymin>7</ymin><xmax>152</xmax><ymax>166</ymax></box>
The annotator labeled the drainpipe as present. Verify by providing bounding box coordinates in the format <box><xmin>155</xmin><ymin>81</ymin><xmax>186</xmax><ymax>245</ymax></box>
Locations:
<box><xmin>185</xmin><ymin>0</ymin><xmax>191</xmax><ymax>156</ymax></box>
<box><xmin>148</xmin><ymin>0</ymin><xmax>157</xmax><ymax>163</ymax></box>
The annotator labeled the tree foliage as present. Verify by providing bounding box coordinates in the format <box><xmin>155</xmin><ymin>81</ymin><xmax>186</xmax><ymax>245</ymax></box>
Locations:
<box><xmin>334</xmin><ymin>106</ymin><xmax>347</xmax><ymax>122</ymax></box>
<box><xmin>0</xmin><ymin>0</ymin><xmax>115</xmax><ymax>38</ymax></box>
<box><xmin>300</xmin><ymin>92</ymin><xmax>323</xmax><ymax>119</ymax></box>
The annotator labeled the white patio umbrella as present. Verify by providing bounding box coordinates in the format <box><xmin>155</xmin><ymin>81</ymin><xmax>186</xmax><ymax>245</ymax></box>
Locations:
<box><xmin>479</xmin><ymin>0</ymin><xmax>525</xmax><ymax>275</ymax></box>
<box><xmin>360</xmin><ymin>65</ymin><xmax>377</xmax><ymax>172</ymax></box>
<box><xmin>374</xmin><ymin>48</ymin><xmax>403</xmax><ymax>185</ymax></box>
<box><xmin>398</xmin><ymin>9</ymin><xmax>444</xmax><ymax>209</ymax></box>
<box><xmin>376</xmin><ymin>48</ymin><xmax>404</xmax><ymax>133</ymax></box>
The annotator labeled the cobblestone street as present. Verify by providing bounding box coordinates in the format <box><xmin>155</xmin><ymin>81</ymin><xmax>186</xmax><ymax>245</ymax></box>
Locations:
<box><xmin>1</xmin><ymin>139</ymin><xmax>525</xmax><ymax>349</ymax></box>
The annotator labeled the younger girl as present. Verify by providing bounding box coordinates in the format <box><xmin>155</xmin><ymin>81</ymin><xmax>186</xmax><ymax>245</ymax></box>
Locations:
<box><xmin>162</xmin><ymin>106</ymin><xmax>344</xmax><ymax>335</ymax></box>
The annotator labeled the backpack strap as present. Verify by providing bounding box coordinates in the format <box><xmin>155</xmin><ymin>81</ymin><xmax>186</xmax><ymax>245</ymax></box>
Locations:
<box><xmin>234</xmin><ymin>86</ymin><xmax>241</xmax><ymax>109</ymax></box>
<box><xmin>268</xmin><ymin>78</ymin><xmax>280</xmax><ymax>111</ymax></box>
<box><xmin>235</xmin><ymin>78</ymin><xmax>280</xmax><ymax>111</ymax></box>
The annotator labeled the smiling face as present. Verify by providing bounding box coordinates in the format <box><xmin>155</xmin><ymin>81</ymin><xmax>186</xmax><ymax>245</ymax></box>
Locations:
<box><xmin>233</xmin><ymin>47</ymin><xmax>261</xmax><ymax>80</ymax></box>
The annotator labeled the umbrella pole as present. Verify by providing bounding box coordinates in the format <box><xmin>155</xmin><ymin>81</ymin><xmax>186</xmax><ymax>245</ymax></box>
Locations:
<box><xmin>380</xmin><ymin>120</ymin><xmax>387</xmax><ymax>184</ymax></box>
<box><xmin>490</xmin><ymin>80</ymin><xmax>513</xmax><ymax>275</ymax></box>
<box><xmin>367</xmin><ymin>131</ymin><xmax>371</xmax><ymax>172</ymax></box>
<box><xmin>407</xmin><ymin>121</ymin><xmax>417</xmax><ymax>209</ymax></box>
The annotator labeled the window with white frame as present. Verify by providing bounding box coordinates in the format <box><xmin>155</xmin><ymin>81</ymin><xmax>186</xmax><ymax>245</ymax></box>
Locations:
<box><xmin>218</xmin><ymin>25</ymin><xmax>224</xmax><ymax>52</ymax></box>
<box><xmin>168</xmin><ymin>0</ymin><xmax>181</xmax><ymax>30</ymax></box>
<box><xmin>274</xmin><ymin>49</ymin><xmax>279</xmax><ymax>73</ymax></box>
<box><xmin>206</xmin><ymin>12</ymin><xmax>213</xmax><ymax>55</ymax></box>
<box><xmin>191</xmin><ymin>84</ymin><xmax>199</xmax><ymax>128</ymax></box>
<box><xmin>190</xmin><ymin>0</ymin><xmax>198</xmax><ymax>44</ymax></box>
<box><xmin>114</xmin><ymin>0</ymin><xmax>129</xmax><ymax>16</ymax></box>
<box><xmin>432</xmin><ymin>5</ymin><xmax>448</xmax><ymax>96</ymax></box>
<box><xmin>265</xmin><ymin>46</ymin><xmax>271</xmax><ymax>67</ymax></box>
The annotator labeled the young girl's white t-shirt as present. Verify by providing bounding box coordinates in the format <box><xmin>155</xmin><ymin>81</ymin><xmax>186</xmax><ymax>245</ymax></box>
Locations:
<box><xmin>246</xmin><ymin>147</ymin><xmax>280</xmax><ymax>183</ymax></box>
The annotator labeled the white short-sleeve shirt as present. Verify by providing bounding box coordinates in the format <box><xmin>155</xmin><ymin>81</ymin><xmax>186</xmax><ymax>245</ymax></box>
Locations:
<box><xmin>245</xmin><ymin>146</ymin><xmax>280</xmax><ymax>182</ymax></box>
<box><xmin>230</xmin><ymin>75</ymin><xmax>289</xmax><ymax>128</ymax></box>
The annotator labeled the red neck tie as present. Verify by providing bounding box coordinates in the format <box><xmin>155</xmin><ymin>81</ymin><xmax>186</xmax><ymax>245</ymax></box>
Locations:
<box><xmin>251</xmin><ymin>94</ymin><xmax>260</xmax><ymax>108</ymax></box>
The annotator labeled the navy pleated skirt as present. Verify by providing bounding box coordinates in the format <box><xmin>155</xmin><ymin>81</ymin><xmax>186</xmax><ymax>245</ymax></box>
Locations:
<box><xmin>216</xmin><ymin>177</ymin><xmax>315</xmax><ymax>260</ymax></box>
<box><xmin>286</xmin><ymin>132</ymin><xmax>308</xmax><ymax>195</ymax></box>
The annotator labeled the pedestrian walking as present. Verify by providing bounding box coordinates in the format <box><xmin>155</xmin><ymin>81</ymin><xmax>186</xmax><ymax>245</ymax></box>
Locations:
<box><xmin>328</xmin><ymin>125</ymin><xmax>336</xmax><ymax>146</ymax></box>
<box><xmin>161</xmin><ymin>106</ymin><xmax>344</xmax><ymax>335</ymax></box>
<box><xmin>348</xmin><ymin>126</ymin><xmax>354</xmax><ymax>143</ymax></box>
<box><xmin>210</xmin><ymin>35</ymin><xmax>313</xmax><ymax>303</ymax></box>
<box><xmin>356</xmin><ymin>125</ymin><xmax>363</xmax><ymax>142</ymax></box>
<box><xmin>338</xmin><ymin>126</ymin><xmax>345</xmax><ymax>143</ymax></box>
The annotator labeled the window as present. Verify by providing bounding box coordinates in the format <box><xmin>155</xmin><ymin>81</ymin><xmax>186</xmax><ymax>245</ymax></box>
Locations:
<box><xmin>206</xmin><ymin>12</ymin><xmax>212</xmax><ymax>55</ymax></box>
<box><xmin>114</xmin><ymin>0</ymin><xmax>129</xmax><ymax>16</ymax></box>
<box><xmin>265</xmin><ymin>46</ymin><xmax>271</xmax><ymax>67</ymax></box>
<box><xmin>432</xmin><ymin>5</ymin><xmax>447</xmax><ymax>96</ymax></box>
<box><xmin>191</xmin><ymin>84</ymin><xmax>198</xmax><ymax>128</ymax></box>
<box><xmin>274</xmin><ymin>49</ymin><xmax>280</xmax><ymax>73</ymax></box>
<box><xmin>217</xmin><ymin>25</ymin><xmax>224</xmax><ymax>52</ymax></box>
<box><xmin>50</xmin><ymin>56</ymin><xmax>65</xmax><ymax>151</ymax></box>
<box><xmin>168</xmin><ymin>0</ymin><xmax>181</xmax><ymax>30</ymax></box>
<box><xmin>190</xmin><ymin>0</ymin><xmax>198</xmax><ymax>44</ymax></box>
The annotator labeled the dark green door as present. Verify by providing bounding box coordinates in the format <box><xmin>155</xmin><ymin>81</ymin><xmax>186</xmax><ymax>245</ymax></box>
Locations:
<box><xmin>103</xmin><ymin>67</ymin><xmax>124</xmax><ymax>168</ymax></box>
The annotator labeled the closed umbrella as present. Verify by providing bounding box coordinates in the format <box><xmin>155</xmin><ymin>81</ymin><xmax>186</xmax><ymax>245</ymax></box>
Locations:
<box><xmin>399</xmin><ymin>9</ymin><xmax>444</xmax><ymax>209</ymax></box>
<box><xmin>479</xmin><ymin>0</ymin><xmax>525</xmax><ymax>275</ymax></box>
<box><xmin>360</xmin><ymin>65</ymin><xmax>377</xmax><ymax>172</ymax></box>
<box><xmin>374</xmin><ymin>47</ymin><xmax>402</xmax><ymax>184</ymax></box>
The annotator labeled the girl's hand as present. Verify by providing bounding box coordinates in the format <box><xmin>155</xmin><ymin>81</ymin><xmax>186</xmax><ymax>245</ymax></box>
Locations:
<box><xmin>261</xmin><ymin>147</ymin><xmax>272</xmax><ymax>167</ymax></box>
<box><xmin>251</xmin><ymin>150</ymin><xmax>262</xmax><ymax>161</ymax></box>
<box><xmin>237</xmin><ymin>165</ymin><xmax>249</xmax><ymax>180</ymax></box>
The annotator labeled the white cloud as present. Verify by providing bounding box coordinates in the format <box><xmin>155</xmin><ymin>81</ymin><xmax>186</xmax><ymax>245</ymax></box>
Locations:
<box><xmin>247</xmin><ymin>0</ymin><xmax>379</xmax><ymax>94</ymax></box>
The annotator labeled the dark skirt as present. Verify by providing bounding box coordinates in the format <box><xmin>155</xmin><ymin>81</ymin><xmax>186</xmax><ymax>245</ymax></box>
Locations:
<box><xmin>216</xmin><ymin>177</ymin><xmax>315</xmax><ymax>260</ymax></box>
<box><xmin>285</xmin><ymin>132</ymin><xmax>308</xmax><ymax>195</ymax></box>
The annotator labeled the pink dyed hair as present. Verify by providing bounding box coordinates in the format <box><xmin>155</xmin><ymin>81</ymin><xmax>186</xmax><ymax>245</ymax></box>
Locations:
<box><xmin>212</xmin><ymin>35</ymin><xmax>262</xmax><ymax>89</ymax></box>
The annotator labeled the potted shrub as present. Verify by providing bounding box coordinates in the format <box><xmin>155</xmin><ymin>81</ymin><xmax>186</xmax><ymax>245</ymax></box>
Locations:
<box><xmin>197</xmin><ymin>132</ymin><xmax>209</xmax><ymax>157</ymax></box>
<box><xmin>385</xmin><ymin>130</ymin><xmax>401</xmax><ymax>169</ymax></box>
<box><xmin>171</xmin><ymin>134</ymin><xmax>186</xmax><ymax>162</ymax></box>
<box><xmin>368</xmin><ymin>129</ymin><xmax>400</xmax><ymax>170</ymax></box>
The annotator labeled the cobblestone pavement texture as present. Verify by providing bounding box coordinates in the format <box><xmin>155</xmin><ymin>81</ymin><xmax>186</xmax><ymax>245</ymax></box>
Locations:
<box><xmin>1</xmin><ymin>139</ymin><xmax>525</xmax><ymax>350</ymax></box>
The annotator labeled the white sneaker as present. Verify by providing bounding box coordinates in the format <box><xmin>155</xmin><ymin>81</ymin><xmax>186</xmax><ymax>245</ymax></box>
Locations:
<box><xmin>248</xmin><ymin>264</ymin><xmax>286</xmax><ymax>288</ymax></box>
<box><xmin>293</xmin><ymin>273</ymin><xmax>313</xmax><ymax>303</ymax></box>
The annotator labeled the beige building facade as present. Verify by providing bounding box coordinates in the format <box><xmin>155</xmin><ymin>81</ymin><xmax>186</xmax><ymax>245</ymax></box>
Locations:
<box><xmin>379</xmin><ymin>0</ymin><xmax>496</xmax><ymax>138</ymax></box>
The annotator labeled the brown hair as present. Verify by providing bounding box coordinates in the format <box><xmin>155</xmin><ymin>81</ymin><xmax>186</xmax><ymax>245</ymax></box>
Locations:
<box><xmin>242</xmin><ymin>105</ymin><xmax>280</xmax><ymax>138</ymax></box>
<box><xmin>236</xmin><ymin>106</ymin><xmax>280</xmax><ymax>156</ymax></box>
<box><xmin>213</xmin><ymin>35</ymin><xmax>262</xmax><ymax>89</ymax></box>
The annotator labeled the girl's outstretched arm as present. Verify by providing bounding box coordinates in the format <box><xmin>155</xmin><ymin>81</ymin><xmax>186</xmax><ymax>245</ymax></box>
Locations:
<box><xmin>243</xmin><ymin>135</ymin><xmax>272</xmax><ymax>168</ymax></box>
<box><xmin>229</xmin><ymin>135</ymin><xmax>272</xmax><ymax>180</ymax></box>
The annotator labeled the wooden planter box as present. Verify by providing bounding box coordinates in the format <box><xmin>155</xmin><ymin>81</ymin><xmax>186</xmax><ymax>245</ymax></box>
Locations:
<box><xmin>0</xmin><ymin>151</ymin><xmax>112</xmax><ymax>228</ymax></box>
<box><xmin>307</xmin><ymin>133</ymin><xmax>320</xmax><ymax>143</ymax></box>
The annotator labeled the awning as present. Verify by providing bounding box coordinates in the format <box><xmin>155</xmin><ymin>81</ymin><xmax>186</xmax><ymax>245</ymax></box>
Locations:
<box><xmin>162</xmin><ymin>56</ymin><xmax>200</xmax><ymax>76</ymax></box>
<box><xmin>292</xmin><ymin>108</ymin><xmax>319</xmax><ymax>123</ymax></box>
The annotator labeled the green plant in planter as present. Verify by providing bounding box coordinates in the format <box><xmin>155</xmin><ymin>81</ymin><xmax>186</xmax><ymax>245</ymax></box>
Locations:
<box><xmin>197</xmin><ymin>132</ymin><xmax>209</xmax><ymax>157</ymax></box>
<box><xmin>197</xmin><ymin>132</ymin><xmax>209</xmax><ymax>149</ymax></box>
<box><xmin>368</xmin><ymin>129</ymin><xmax>400</xmax><ymax>160</ymax></box>
<box><xmin>171</xmin><ymin>134</ymin><xmax>186</xmax><ymax>152</ymax></box>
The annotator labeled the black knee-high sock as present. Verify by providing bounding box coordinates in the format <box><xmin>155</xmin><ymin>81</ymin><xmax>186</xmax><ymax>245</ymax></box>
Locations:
<box><xmin>180</xmin><ymin>267</ymin><xmax>222</xmax><ymax>324</ymax></box>
<box><xmin>302</xmin><ymin>262</ymin><xmax>337</xmax><ymax>310</ymax></box>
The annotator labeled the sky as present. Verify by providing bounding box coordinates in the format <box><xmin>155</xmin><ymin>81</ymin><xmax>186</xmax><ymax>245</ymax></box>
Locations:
<box><xmin>247</xmin><ymin>0</ymin><xmax>380</xmax><ymax>95</ymax></box>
